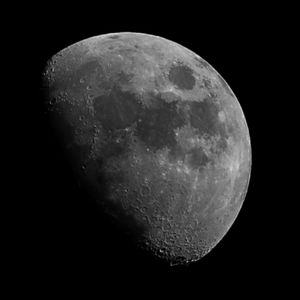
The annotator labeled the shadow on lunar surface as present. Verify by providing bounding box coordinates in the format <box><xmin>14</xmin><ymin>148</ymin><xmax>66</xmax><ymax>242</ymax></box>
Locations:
<box><xmin>53</xmin><ymin>153</ymin><xmax>154</xmax><ymax>269</ymax></box>
<box><xmin>44</xmin><ymin>113</ymin><xmax>149</xmax><ymax>259</ymax></box>
<box><xmin>39</xmin><ymin>126</ymin><xmax>172</xmax><ymax>281</ymax></box>
<box><xmin>93</xmin><ymin>157</ymin><xmax>148</xmax><ymax>243</ymax></box>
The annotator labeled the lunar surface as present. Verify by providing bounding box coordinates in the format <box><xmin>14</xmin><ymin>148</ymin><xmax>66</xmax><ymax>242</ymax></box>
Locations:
<box><xmin>42</xmin><ymin>32</ymin><xmax>251</xmax><ymax>265</ymax></box>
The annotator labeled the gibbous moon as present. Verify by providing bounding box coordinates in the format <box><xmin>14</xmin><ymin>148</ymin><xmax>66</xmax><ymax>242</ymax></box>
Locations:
<box><xmin>42</xmin><ymin>32</ymin><xmax>251</xmax><ymax>265</ymax></box>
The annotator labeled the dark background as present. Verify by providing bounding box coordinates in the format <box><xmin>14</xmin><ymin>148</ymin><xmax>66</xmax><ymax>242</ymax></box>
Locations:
<box><xmin>12</xmin><ymin>5</ymin><xmax>288</xmax><ymax>294</ymax></box>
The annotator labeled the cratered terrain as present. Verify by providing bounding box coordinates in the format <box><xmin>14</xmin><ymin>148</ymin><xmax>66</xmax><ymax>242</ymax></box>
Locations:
<box><xmin>42</xmin><ymin>32</ymin><xmax>251</xmax><ymax>265</ymax></box>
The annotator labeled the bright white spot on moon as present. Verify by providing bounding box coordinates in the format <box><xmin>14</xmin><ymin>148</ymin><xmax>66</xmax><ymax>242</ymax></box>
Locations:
<box><xmin>218</xmin><ymin>111</ymin><xmax>226</xmax><ymax>122</ymax></box>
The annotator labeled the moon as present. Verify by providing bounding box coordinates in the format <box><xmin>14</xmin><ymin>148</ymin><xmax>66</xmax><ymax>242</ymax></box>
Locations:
<box><xmin>42</xmin><ymin>32</ymin><xmax>251</xmax><ymax>265</ymax></box>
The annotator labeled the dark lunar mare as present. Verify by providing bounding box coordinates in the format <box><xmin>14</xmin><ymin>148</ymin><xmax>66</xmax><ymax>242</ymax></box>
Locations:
<box><xmin>93</xmin><ymin>87</ymin><xmax>141</xmax><ymax>130</ymax></box>
<box><xmin>168</xmin><ymin>64</ymin><xmax>196</xmax><ymax>90</ymax></box>
<box><xmin>189</xmin><ymin>98</ymin><xmax>229</xmax><ymax>151</ymax></box>
<box><xmin>134</xmin><ymin>93</ymin><xmax>186</xmax><ymax>151</ymax></box>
